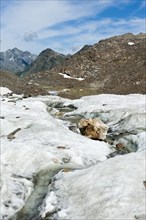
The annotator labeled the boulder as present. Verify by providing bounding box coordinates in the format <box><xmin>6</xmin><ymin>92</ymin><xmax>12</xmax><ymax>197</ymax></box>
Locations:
<box><xmin>78</xmin><ymin>118</ymin><xmax>108</xmax><ymax>140</ymax></box>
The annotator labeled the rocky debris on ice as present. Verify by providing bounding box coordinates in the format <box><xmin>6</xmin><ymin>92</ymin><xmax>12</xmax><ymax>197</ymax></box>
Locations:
<box><xmin>7</xmin><ymin>128</ymin><xmax>21</xmax><ymax>140</ymax></box>
<box><xmin>78</xmin><ymin>118</ymin><xmax>108</xmax><ymax>140</ymax></box>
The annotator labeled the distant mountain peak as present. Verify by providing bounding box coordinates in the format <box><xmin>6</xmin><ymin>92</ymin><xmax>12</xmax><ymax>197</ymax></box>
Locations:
<box><xmin>12</xmin><ymin>47</ymin><xmax>21</xmax><ymax>51</ymax></box>
<box><xmin>0</xmin><ymin>48</ymin><xmax>37</xmax><ymax>73</ymax></box>
<box><xmin>24</xmin><ymin>48</ymin><xmax>67</xmax><ymax>75</ymax></box>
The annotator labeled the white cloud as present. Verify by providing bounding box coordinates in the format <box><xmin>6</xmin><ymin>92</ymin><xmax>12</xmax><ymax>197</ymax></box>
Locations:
<box><xmin>1</xmin><ymin>0</ymin><xmax>124</xmax><ymax>51</ymax></box>
<box><xmin>1</xmin><ymin>0</ymin><xmax>145</xmax><ymax>54</ymax></box>
<box><xmin>62</xmin><ymin>17</ymin><xmax>146</xmax><ymax>54</ymax></box>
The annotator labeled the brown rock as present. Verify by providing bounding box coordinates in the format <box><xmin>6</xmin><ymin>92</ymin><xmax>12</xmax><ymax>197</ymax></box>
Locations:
<box><xmin>7</xmin><ymin>128</ymin><xmax>21</xmax><ymax>140</ymax></box>
<box><xmin>116</xmin><ymin>143</ymin><xmax>126</xmax><ymax>151</ymax></box>
<box><xmin>78</xmin><ymin>118</ymin><xmax>108</xmax><ymax>140</ymax></box>
<box><xmin>62</xmin><ymin>168</ymin><xmax>72</xmax><ymax>173</ymax></box>
<box><xmin>57</xmin><ymin>146</ymin><xmax>66</xmax><ymax>149</ymax></box>
<box><xmin>51</xmin><ymin>158</ymin><xmax>59</xmax><ymax>163</ymax></box>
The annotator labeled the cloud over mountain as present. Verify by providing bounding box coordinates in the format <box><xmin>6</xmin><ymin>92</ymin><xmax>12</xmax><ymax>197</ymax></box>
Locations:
<box><xmin>1</xmin><ymin>0</ymin><xmax>145</xmax><ymax>54</ymax></box>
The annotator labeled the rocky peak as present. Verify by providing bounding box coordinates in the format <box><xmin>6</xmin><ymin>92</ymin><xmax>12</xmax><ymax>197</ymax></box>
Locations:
<box><xmin>77</xmin><ymin>45</ymin><xmax>92</xmax><ymax>53</ymax></box>
<box><xmin>11</xmin><ymin>47</ymin><xmax>22</xmax><ymax>54</ymax></box>
<box><xmin>24</xmin><ymin>48</ymin><xmax>67</xmax><ymax>75</ymax></box>
<box><xmin>0</xmin><ymin>48</ymin><xmax>37</xmax><ymax>73</ymax></box>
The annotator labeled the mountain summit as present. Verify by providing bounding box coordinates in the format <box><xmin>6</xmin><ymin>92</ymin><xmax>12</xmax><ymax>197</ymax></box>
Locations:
<box><xmin>24</xmin><ymin>48</ymin><xmax>67</xmax><ymax>75</ymax></box>
<box><xmin>0</xmin><ymin>48</ymin><xmax>37</xmax><ymax>73</ymax></box>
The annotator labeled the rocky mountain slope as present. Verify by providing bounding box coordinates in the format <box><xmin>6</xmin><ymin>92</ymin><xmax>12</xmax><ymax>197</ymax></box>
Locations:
<box><xmin>0</xmin><ymin>48</ymin><xmax>37</xmax><ymax>73</ymax></box>
<box><xmin>23</xmin><ymin>48</ymin><xmax>67</xmax><ymax>75</ymax></box>
<box><xmin>24</xmin><ymin>33</ymin><xmax>146</xmax><ymax>94</ymax></box>
<box><xmin>0</xmin><ymin>70</ymin><xmax>48</xmax><ymax>96</ymax></box>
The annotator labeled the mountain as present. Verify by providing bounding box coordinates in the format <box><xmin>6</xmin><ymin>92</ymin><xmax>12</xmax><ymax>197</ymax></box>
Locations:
<box><xmin>23</xmin><ymin>48</ymin><xmax>67</xmax><ymax>75</ymax></box>
<box><xmin>24</xmin><ymin>33</ymin><xmax>146</xmax><ymax>94</ymax></box>
<box><xmin>0</xmin><ymin>70</ymin><xmax>48</xmax><ymax>96</ymax></box>
<box><xmin>0</xmin><ymin>48</ymin><xmax>37</xmax><ymax>73</ymax></box>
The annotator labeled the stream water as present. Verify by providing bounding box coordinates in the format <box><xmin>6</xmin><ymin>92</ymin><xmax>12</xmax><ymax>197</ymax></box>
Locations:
<box><xmin>10</xmin><ymin>163</ymin><xmax>81</xmax><ymax>220</ymax></box>
<box><xmin>11</xmin><ymin>168</ymin><xmax>62</xmax><ymax>220</ymax></box>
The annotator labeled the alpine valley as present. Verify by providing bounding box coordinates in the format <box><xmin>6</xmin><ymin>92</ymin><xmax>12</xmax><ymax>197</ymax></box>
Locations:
<box><xmin>0</xmin><ymin>33</ymin><xmax>146</xmax><ymax>220</ymax></box>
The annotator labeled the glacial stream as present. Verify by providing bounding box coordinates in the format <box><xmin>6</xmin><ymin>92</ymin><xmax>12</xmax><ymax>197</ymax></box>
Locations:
<box><xmin>10</xmin><ymin>165</ymin><xmax>78</xmax><ymax>220</ymax></box>
<box><xmin>11</xmin><ymin>168</ymin><xmax>59</xmax><ymax>220</ymax></box>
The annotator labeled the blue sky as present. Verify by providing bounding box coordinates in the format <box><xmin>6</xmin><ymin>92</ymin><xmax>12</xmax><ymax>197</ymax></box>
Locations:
<box><xmin>1</xmin><ymin>0</ymin><xmax>146</xmax><ymax>54</ymax></box>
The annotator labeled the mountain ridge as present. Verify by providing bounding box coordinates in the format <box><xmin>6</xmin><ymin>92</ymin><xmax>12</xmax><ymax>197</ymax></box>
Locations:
<box><xmin>24</xmin><ymin>32</ymin><xmax>146</xmax><ymax>95</ymax></box>
<box><xmin>0</xmin><ymin>48</ymin><xmax>37</xmax><ymax>73</ymax></box>
<box><xmin>23</xmin><ymin>48</ymin><xmax>68</xmax><ymax>75</ymax></box>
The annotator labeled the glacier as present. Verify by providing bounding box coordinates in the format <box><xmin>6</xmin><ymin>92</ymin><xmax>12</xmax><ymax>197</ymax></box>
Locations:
<box><xmin>0</xmin><ymin>88</ymin><xmax>145</xmax><ymax>219</ymax></box>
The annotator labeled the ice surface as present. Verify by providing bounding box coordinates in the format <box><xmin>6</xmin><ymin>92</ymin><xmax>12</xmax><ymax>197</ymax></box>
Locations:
<box><xmin>52</xmin><ymin>151</ymin><xmax>145</xmax><ymax>220</ymax></box>
<box><xmin>40</xmin><ymin>191</ymin><xmax>57</xmax><ymax>218</ymax></box>
<box><xmin>0</xmin><ymin>92</ymin><xmax>111</xmax><ymax>219</ymax></box>
<box><xmin>1</xmin><ymin>90</ymin><xmax>145</xmax><ymax>219</ymax></box>
<box><xmin>63</xmin><ymin>94</ymin><xmax>146</xmax><ymax>152</ymax></box>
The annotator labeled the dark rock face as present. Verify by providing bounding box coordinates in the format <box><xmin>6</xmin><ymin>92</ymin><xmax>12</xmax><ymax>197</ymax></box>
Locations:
<box><xmin>24</xmin><ymin>48</ymin><xmax>67</xmax><ymax>75</ymax></box>
<box><xmin>24</xmin><ymin>33</ymin><xmax>146</xmax><ymax>94</ymax></box>
<box><xmin>0</xmin><ymin>48</ymin><xmax>37</xmax><ymax>73</ymax></box>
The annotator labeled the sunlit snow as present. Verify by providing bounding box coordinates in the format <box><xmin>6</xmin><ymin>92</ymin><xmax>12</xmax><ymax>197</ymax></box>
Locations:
<box><xmin>128</xmin><ymin>42</ymin><xmax>135</xmax><ymax>45</ymax></box>
<box><xmin>0</xmin><ymin>87</ymin><xmax>12</xmax><ymax>95</ymax></box>
<box><xmin>58</xmin><ymin>72</ymin><xmax>84</xmax><ymax>81</ymax></box>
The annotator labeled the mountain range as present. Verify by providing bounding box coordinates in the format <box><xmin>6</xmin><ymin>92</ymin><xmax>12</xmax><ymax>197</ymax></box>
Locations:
<box><xmin>24</xmin><ymin>32</ymin><xmax>146</xmax><ymax>95</ymax></box>
<box><xmin>0</xmin><ymin>48</ymin><xmax>37</xmax><ymax>73</ymax></box>
<box><xmin>0</xmin><ymin>33</ymin><xmax>146</xmax><ymax>96</ymax></box>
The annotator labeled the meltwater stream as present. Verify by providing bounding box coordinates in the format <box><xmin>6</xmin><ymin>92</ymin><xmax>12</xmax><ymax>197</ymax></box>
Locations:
<box><xmin>10</xmin><ymin>166</ymin><xmax>63</xmax><ymax>220</ymax></box>
<box><xmin>10</xmin><ymin>164</ymin><xmax>81</xmax><ymax>220</ymax></box>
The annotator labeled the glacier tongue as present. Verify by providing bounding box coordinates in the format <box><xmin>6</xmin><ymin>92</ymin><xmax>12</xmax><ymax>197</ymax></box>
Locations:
<box><xmin>0</xmin><ymin>91</ymin><xmax>146</xmax><ymax>220</ymax></box>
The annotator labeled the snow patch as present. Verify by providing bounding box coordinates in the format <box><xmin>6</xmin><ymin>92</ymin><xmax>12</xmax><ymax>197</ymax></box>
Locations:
<box><xmin>128</xmin><ymin>42</ymin><xmax>135</xmax><ymax>45</ymax></box>
<box><xmin>9</xmin><ymin>57</ymin><xmax>14</xmax><ymax>61</ymax></box>
<box><xmin>59</xmin><ymin>72</ymin><xmax>84</xmax><ymax>81</ymax></box>
<box><xmin>0</xmin><ymin>87</ymin><xmax>12</xmax><ymax>95</ymax></box>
